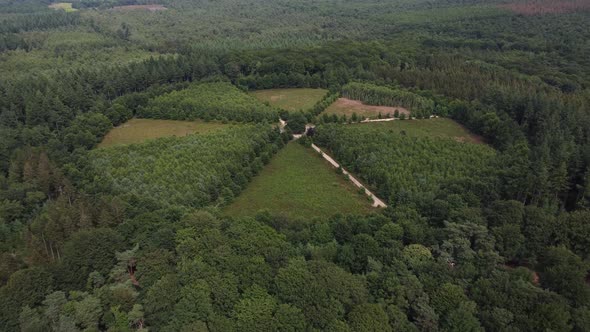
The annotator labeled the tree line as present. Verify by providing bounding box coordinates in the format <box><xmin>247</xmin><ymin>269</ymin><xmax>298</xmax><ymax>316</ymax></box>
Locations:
<box><xmin>341</xmin><ymin>82</ymin><xmax>435</xmax><ymax>118</ymax></box>
<box><xmin>138</xmin><ymin>82</ymin><xmax>280</xmax><ymax>123</ymax></box>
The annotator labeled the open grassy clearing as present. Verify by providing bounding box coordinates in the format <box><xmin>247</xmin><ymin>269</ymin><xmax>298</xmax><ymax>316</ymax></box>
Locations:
<box><xmin>48</xmin><ymin>2</ymin><xmax>77</xmax><ymax>12</ymax></box>
<box><xmin>224</xmin><ymin>142</ymin><xmax>375</xmax><ymax>219</ymax></box>
<box><xmin>351</xmin><ymin>118</ymin><xmax>484</xmax><ymax>144</ymax></box>
<box><xmin>98</xmin><ymin>118</ymin><xmax>229</xmax><ymax>148</ymax></box>
<box><xmin>323</xmin><ymin>97</ymin><xmax>410</xmax><ymax>119</ymax></box>
<box><xmin>250</xmin><ymin>88</ymin><xmax>328</xmax><ymax>111</ymax></box>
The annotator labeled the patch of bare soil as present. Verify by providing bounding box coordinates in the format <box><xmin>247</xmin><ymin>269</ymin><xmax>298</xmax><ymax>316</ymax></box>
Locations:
<box><xmin>112</xmin><ymin>4</ymin><xmax>167</xmax><ymax>11</ymax></box>
<box><xmin>499</xmin><ymin>0</ymin><xmax>590</xmax><ymax>15</ymax></box>
<box><xmin>332</xmin><ymin>98</ymin><xmax>410</xmax><ymax>117</ymax></box>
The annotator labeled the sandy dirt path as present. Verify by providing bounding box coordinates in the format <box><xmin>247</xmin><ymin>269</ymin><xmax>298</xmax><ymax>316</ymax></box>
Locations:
<box><xmin>284</xmin><ymin>119</ymin><xmax>387</xmax><ymax>208</ymax></box>
<box><xmin>310</xmin><ymin>143</ymin><xmax>387</xmax><ymax>208</ymax></box>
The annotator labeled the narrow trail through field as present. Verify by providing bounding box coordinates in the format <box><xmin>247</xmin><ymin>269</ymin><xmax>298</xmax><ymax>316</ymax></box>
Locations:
<box><xmin>281</xmin><ymin>117</ymin><xmax>387</xmax><ymax>208</ymax></box>
<box><xmin>360</xmin><ymin>115</ymin><xmax>438</xmax><ymax>123</ymax></box>
<box><xmin>309</xmin><ymin>143</ymin><xmax>388</xmax><ymax>208</ymax></box>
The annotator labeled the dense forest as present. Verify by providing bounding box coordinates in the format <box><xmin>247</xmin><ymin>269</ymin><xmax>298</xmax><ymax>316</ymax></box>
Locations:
<box><xmin>1</xmin><ymin>0</ymin><xmax>590</xmax><ymax>331</ymax></box>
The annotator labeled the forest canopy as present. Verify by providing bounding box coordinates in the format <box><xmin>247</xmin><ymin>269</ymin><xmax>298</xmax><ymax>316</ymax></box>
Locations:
<box><xmin>1</xmin><ymin>0</ymin><xmax>590</xmax><ymax>331</ymax></box>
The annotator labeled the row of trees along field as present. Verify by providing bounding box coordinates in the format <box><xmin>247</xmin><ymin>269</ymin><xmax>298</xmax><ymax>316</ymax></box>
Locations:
<box><xmin>1</xmin><ymin>3</ymin><xmax>590</xmax><ymax>330</ymax></box>
<box><xmin>137</xmin><ymin>82</ymin><xmax>280</xmax><ymax>123</ymax></box>
<box><xmin>313</xmin><ymin>123</ymin><xmax>496</xmax><ymax>203</ymax></box>
<box><xmin>0</xmin><ymin>39</ymin><xmax>588</xmax><ymax>208</ymax></box>
<box><xmin>0</xmin><ymin>11</ymin><xmax>81</xmax><ymax>33</ymax></box>
<box><xmin>90</xmin><ymin>125</ymin><xmax>287</xmax><ymax>209</ymax></box>
<box><xmin>341</xmin><ymin>82</ymin><xmax>435</xmax><ymax>118</ymax></box>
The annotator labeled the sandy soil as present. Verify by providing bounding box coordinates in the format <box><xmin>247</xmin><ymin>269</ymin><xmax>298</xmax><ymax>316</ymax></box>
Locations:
<box><xmin>326</xmin><ymin>98</ymin><xmax>410</xmax><ymax>119</ymax></box>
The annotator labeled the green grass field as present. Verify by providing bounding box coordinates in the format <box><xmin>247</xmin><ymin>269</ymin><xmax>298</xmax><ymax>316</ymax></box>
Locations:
<box><xmin>250</xmin><ymin>88</ymin><xmax>328</xmax><ymax>111</ymax></box>
<box><xmin>48</xmin><ymin>2</ymin><xmax>77</xmax><ymax>12</ymax></box>
<box><xmin>98</xmin><ymin>118</ymin><xmax>228</xmax><ymax>148</ymax></box>
<box><xmin>224</xmin><ymin>142</ymin><xmax>375</xmax><ymax>219</ymax></box>
<box><xmin>354</xmin><ymin>118</ymin><xmax>484</xmax><ymax>144</ymax></box>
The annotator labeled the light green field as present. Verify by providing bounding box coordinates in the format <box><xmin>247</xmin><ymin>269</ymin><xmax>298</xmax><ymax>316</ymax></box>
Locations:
<box><xmin>250</xmin><ymin>88</ymin><xmax>328</xmax><ymax>111</ymax></box>
<box><xmin>98</xmin><ymin>118</ymin><xmax>228</xmax><ymax>148</ymax></box>
<box><xmin>355</xmin><ymin>118</ymin><xmax>484</xmax><ymax>144</ymax></box>
<box><xmin>48</xmin><ymin>2</ymin><xmax>77</xmax><ymax>12</ymax></box>
<box><xmin>224</xmin><ymin>142</ymin><xmax>375</xmax><ymax>219</ymax></box>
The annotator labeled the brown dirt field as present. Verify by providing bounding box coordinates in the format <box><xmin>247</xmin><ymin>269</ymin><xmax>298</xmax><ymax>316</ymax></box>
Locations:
<box><xmin>112</xmin><ymin>4</ymin><xmax>167</xmax><ymax>11</ymax></box>
<box><xmin>499</xmin><ymin>0</ymin><xmax>590</xmax><ymax>15</ymax></box>
<box><xmin>324</xmin><ymin>98</ymin><xmax>410</xmax><ymax>119</ymax></box>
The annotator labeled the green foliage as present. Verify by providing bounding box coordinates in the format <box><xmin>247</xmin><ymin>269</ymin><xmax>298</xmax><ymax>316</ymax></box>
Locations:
<box><xmin>224</xmin><ymin>143</ymin><xmax>374</xmax><ymax>219</ymax></box>
<box><xmin>1</xmin><ymin>1</ymin><xmax>590</xmax><ymax>332</ymax></box>
<box><xmin>139</xmin><ymin>82</ymin><xmax>279</xmax><ymax>123</ymax></box>
<box><xmin>91</xmin><ymin>125</ymin><xmax>282</xmax><ymax>208</ymax></box>
<box><xmin>538</xmin><ymin>246</ymin><xmax>590</xmax><ymax>306</ymax></box>
<box><xmin>63</xmin><ymin>112</ymin><xmax>113</xmax><ymax>150</ymax></box>
<box><xmin>342</xmin><ymin>82</ymin><xmax>435</xmax><ymax>117</ymax></box>
<box><xmin>347</xmin><ymin>303</ymin><xmax>391</xmax><ymax>332</ymax></box>
<box><xmin>60</xmin><ymin>228</ymin><xmax>125</xmax><ymax>290</ymax></box>
<box><xmin>285</xmin><ymin>112</ymin><xmax>307</xmax><ymax>134</ymax></box>
<box><xmin>0</xmin><ymin>267</ymin><xmax>54</xmax><ymax>331</ymax></box>
<box><xmin>314</xmin><ymin>123</ymin><xmax>495</xmax><ymax>203</ymax></box>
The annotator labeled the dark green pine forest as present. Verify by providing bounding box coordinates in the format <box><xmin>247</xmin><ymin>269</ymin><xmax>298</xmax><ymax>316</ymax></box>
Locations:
<box><xmin>2</xmin><ymin>0</ymin><xmax>590</xmax><ymax>331</ymax></box>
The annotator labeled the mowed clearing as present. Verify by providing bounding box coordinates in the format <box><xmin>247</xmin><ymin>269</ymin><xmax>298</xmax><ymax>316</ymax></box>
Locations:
<box><xmin>324</xmin><ymin>98</ymin><xmax>410</xmax><ymax>119</ymax></box>
<box><xmin>250</xmin><ymin>88</ymin><xmax>328</xmax><ymax>111</ymax></box>
<box><xmin>98</xmin><ymin>118</ymin><xmax>228</xmax><ymax>148</ymax></box>
<box><xmin>224</xmin><ymin>143</ymin><xmax>375</xmax><ymax>219</ymax></box>
<box><xmin>355</xmin><ymin>118</ymin><xmax>484</xmax><ymax>144</ymax></box>
<box><xmin>48</xmin><ymin>2</ymin><xmax>77</xmax><ymax>11</ymax></box>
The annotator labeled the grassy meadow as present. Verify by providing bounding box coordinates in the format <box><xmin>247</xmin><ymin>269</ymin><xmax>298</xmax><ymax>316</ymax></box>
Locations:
<box><xmin>250</xmin><ymin>88</ymin><xmax>328</xmax><ymax>111</ymax></box>
<box><xmin>224</xmin><ymin>142</ymin><xmax>375</xmax><ymax>219</ymax></box>
<box><xmin>48</xmin><ymin>2</ymin><xmax>77</xmax><ymax>12</ymax></box>
<box><xmin>354</xmin><ymin>118</ymin><xmax>484</xmax><ymax>144</ymax></box>
<box><xmin>98</xmin><ymin>118</ymin><xmax>229</xmax><ymax>148</ymax></box>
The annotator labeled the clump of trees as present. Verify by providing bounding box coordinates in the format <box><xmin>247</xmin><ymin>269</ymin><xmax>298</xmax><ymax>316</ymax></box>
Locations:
<box><xmin>313</xmin><ymin>123</ymin><xmax>495</xmax><ymax>201</ymax></box>
<box><xmin>138</xmin><ymin>82</ymin><xmax>280</xmax><ymax>123</ymax></box>
<box><xmin>90</xmin><ymin>125</ymin><xmax>285</xmax><ymax>209</ymax></box>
